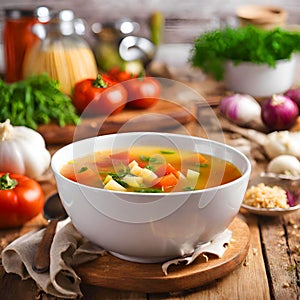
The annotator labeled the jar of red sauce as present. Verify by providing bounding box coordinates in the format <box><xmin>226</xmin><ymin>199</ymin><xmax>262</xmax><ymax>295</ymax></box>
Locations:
<box><xmin>3</xmin><ymin>8</ymin><xmax>38</xmax><ymax>82</ymax></box>
<box><xmin>3</xmin><ymin>7</ymin><xmax>51</xmax><ymax>83</ymax></box>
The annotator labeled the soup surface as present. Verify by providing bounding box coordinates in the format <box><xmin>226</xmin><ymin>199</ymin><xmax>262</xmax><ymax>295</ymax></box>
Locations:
<box><xmin>60</xmin><ymin>146</ymin><xmax>242</xmax><ymax>193</ymax></box>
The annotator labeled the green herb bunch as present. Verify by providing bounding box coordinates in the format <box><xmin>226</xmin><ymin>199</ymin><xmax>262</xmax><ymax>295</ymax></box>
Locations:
<box><xmin>190</xmin><ymin>25</ymin><xmax>300</xmax><ymax>80</ymax></box>
<box><xmin>0</xmin><ymin>73</ymin><xmax>80</xmax><ymax>129</ymax></box>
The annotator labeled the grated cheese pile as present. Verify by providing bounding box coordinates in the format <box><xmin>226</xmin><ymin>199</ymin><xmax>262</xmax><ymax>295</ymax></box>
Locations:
<box><xmin>244</xmin><ymin>183</ymin><xmax>289</xmax><ymax>209</ymax></box>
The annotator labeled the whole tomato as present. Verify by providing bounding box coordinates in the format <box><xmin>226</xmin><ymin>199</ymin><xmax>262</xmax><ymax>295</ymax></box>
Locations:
<box><xmin>0</xmin><ymin>173</ymin><xmax>44</xmax><ymax>229</ymax></box>
<box><xmin>124</xmin><ymin>75</ymin><xmax>161</xmax><ymax>109</ymax></box>
<box><xmin>105</xmin><ymin>68</ymin><xmax>160</xmax><ymax>109</ymax></box>
<box><xmin>107</xmin><ymin>67</ymin><xmax>137</xmax><ymax>82</ymax></box>
<box><xmin>72</xmin><ymin>74</ymin><xmax>127</xmax><ymax>116</ymax></box>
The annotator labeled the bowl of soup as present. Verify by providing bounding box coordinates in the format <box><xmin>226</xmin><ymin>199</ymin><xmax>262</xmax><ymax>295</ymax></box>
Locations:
<box><xmin>51</xmin><ymin>132</ymin><xmax>251</xmax><ymax>263</ymax></box>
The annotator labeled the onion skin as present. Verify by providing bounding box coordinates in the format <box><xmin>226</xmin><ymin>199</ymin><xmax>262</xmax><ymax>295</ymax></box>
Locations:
<box><xmin>261</xmin><ymin>95</ymin><xmax>299</xmax><ymax>131</ymax></box>
<box><xmin>219</xmin><ymin>94</ymin><xmax>261</xmax><ymax>125</ymax></box>
<box><xmin>284</xmin><ymin>88</ymin><xmax>300</xmax><ymax>109</ymax></box>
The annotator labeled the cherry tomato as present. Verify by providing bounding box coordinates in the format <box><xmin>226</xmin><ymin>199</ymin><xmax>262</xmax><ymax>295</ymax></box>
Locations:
<box><xmin>124</xmin><ymin>76</ymin><xmax>161</xmax><ymax>109</ymax></box>
<box><xmin>72</xmin><ymin>74</ymin><xmax>127</xmax><ymax>116</ymax></box>
<box><xmin>0</xmin><ymin>173</ymin><xmax>44</xmax><ymax>229</ymax></box>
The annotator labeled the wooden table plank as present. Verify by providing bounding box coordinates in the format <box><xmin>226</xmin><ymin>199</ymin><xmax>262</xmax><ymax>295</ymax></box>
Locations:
<box><xmin>147</xmin><ymin>214</ymin><xmax>270</xmax><ymax>300</ymax></box>
<box><xmin>80</xmin><ymin>285</ymin><xmax>147</xmax><ymax>300</ymax></box>
<box><xmin>259</xmin><ymin>212</ymin><xmax>300</xmax><ymax>300</ymax></box>
<box><xmin>0</xmin><ymin>77</ymin><xmax>298</xmax><ymax>299</ymax></box>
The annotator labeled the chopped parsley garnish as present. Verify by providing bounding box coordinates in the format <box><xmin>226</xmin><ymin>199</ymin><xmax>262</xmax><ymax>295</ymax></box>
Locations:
<box><xmin>134</xmin><ymin>188</ymin><xmax>163</xmax><ymax>193</ymax></box>
<box><xmin>196</xmin><ymin>163</ymin><xmax>209</xmax><ymax>168</ymax></box>
<box><xmin>144</xmin><ymin>165</ymin><xmax>156</xmax><ymax>172</ymax></box>
<box><xmin>115</xmin><ymin>163</ymin><xmax>130</xmax><ymax>177</ymax></box>
<box><xmin>160</xmin><ymin>150</ymin><xmax>176</xmax><ymax>154</ymax></box>
<box><xmin>140</xmin><ymin>155</ymin><xmax>150</xmax><ymax>162</ymax></box>
<box><xmin>109</xmin><ymin>173</ymin><xmax>129</xmax><ymax>188</ymax></box>
<box><xmin>183</xmin><ymin>186</ymin><xmax>194</xmax><ymax>191</ymax></box>
<box><xmin>78</xmin><ymin>166</ymin><xmax>88</xmax><ymax>173</ymax></box>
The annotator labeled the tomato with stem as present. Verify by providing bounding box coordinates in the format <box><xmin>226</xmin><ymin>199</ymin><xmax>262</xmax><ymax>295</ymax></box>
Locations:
<box><xmin>72</xmin><ymin>74</ymin><xmax>127</xmax><ymax>116</ymax></box>
<box><xmin>0</xmin><ymin>173</ymin><xmax>44</xmax><ymax>228</ymax></box>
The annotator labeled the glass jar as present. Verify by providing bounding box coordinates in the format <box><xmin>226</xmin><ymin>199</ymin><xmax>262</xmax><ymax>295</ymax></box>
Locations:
<box><xmin>3</xmin><ymin>6</ymin><xmax>52</xmax><ymax>83</ymax></box>
<box><xmin>23</xmin><ymin>9</ymin><xmax>98</xmax><ymax>95</ymax></box>
<box><xmin>3</xmin><ymin>8</ymin><xmax>37</xmax><ymax>82</ymax></box>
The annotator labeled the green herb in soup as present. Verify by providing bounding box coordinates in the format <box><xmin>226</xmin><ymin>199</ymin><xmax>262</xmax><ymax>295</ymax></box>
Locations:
<box><xmin>60</xmin><ymin>146</ymin><xmax>242</xmax><ymax>193</ymax></box>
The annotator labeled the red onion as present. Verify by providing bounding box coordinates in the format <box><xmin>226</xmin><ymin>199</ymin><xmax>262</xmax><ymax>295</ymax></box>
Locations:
<box><xmin>286</xmin><ymin>190</ymin><xmax>296</xmax><ymax>207</ymax></box>
<box><xmin>219</xmin><ymin>94</ymin><xmax>261</xmax><ymax>125</ymax></box>
<box><xmin>261</xmin><ymin>95</ymin><xmax>299</xmax><ymax>131</ymax></box>
<box><xmin>284</xmin><ymin>88</ymin><xmax>300</xmax><ymax>109</ymax></box>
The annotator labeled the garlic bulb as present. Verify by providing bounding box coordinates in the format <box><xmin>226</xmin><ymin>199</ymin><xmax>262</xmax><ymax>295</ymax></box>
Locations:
<box><xmin>267</xmin><ymin>154</ymin><xmax>300</xmax><ymax>176</ymax></box>
<box><xmin>263</xmin><ymin>130</ymin><xmax>300</xmax><ymax>159</ymax></box>
<box><xmin>0</xmin><ymin>119</ymin><xmax>51</xmax><ymax>179</ymax></box>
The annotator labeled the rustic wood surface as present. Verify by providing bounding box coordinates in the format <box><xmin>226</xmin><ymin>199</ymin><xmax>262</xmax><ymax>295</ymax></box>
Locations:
<box><xmin>1</xmin><ymin>98</ymin><xmax>300</xmax><ymax>299</ymax></box>
<box><xmin>1</xmin><ymin>1</ymin><xmax>300</xmax><ymax>294</ymax></box>
<box><xmin>37</xmin><ymin>99</ymin><xmax>195</xmax><ymax>146</ymax></box>
<box><xmin>74</xmin><ymin>217</ymin><xmax>249</xmax><ymax>293</ymax></box>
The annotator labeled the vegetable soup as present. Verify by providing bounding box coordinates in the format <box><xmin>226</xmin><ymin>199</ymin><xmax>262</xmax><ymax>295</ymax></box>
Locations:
<box><xmin>60</xmin><ymin>146</ymin><xmax>242</xmax><ymax>193</ymax></box>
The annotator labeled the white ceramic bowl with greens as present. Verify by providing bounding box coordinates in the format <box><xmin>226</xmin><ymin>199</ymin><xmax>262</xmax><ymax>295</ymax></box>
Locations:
<box><xmin>51</xmin><ymin>132</ymin><xmax>251</xmax><ymax>263</ymax></box>
<box><xmin>224</xmin><ymin>57</ymin><xmax>296</xmax><ymax>97</ymax></box>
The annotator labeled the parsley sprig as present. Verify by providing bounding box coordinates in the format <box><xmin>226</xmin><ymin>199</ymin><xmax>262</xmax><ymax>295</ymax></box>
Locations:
<box><xmin>190</xmin><ymin>25</ymin><xmax>300</xmax><ymax>80</ymax></box>
<box><xmin>0</xmin><ymin>73</ymin><xmax>80</xmax><ymax>129</ymax></box>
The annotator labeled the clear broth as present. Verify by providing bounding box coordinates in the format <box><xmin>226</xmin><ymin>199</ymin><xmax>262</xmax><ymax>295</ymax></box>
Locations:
<box><xmin>60</xmin><ymin>146</ymin><xmax>242</xmax><ymax>193</ymax></box>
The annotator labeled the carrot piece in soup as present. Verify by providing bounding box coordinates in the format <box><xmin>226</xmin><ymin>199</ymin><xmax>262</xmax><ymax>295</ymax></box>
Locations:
<box><xmin>155</xmin><ymin>163</ymin><xmax>180</xmax><ymax>178</ymax></box>
<box><xmin>185</xmin><ymin>153</ymin><xmax>208</xmax><ymax>166</ymax></box>
<box><xmin>197</xmin><ymin>153</ymin><xmax>207</xmax><ymax>163</ymax></box>
<box><xmin>156</xmin><ymin>173</ymin><xmax>178</xmax><ymax>191</ymax></box>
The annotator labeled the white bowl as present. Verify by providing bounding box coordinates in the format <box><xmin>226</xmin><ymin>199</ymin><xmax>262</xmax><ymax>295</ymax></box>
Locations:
<box><xmin>224</xmin><ymin>57</ymin><xmax>296</xmax><ymax>97</ymax></box>
<box><xmin>51</xmin><ymin>132</ymin><xmax>251</xmax><ymax>263</ymax></box>
<box><xmin>242</xmin><ymin>175</ymin><xmax>300</xmax><ymax>217</ymax></box>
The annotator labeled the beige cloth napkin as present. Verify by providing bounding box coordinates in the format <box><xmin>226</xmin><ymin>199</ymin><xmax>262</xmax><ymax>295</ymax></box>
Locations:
<box><xmin>2</xmin><ymin>219</ymin><xmax>232</xmax><ymax>298</ymax></box>
<box><xmin>162</xmin><ymin>228</ymin><xmax>232</xmax><ymax>275</ymax></box>
<box><xmin>1</xmin><ymin>219</ymin><xmax>106</xmax><ymax>299</ymax></box>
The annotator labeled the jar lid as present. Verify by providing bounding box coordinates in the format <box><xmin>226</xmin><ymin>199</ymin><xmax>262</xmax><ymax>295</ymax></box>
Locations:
<box><xmin>236</xmin><ymin>5</ymin><xmax>287</xmax><ymax>25</ymax></box>
<box><xmin>5</xmin><ymin>8</ymin><xmax>35</xmax><ymax>19</ymax></box>
<box><xmin>35</xmin><ymin>6</ymin><xmax>52</xmax><ymax>23</ymax></box>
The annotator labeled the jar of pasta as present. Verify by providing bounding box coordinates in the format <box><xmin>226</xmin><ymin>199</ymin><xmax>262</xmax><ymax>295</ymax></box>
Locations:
<box><xmin>23</xmin><ymin>9</ymin><xmax>98</xmax><ymax>95</ymax></box>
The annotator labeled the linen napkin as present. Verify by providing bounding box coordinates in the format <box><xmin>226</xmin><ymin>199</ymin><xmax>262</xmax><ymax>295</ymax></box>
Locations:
<box><xmin>1</xmin><ymin>219</ymin><xmax>106</xmax><ymax>299</ymax></box>
<box><xmin>162</xmin><ymin>229</ymin><xmax>232</xmax><ymax>275</ymax></box>
<box><xmin>2</xmin><ymin>220</ymin><xmax>232</xmax><ymax>298</ymax></box>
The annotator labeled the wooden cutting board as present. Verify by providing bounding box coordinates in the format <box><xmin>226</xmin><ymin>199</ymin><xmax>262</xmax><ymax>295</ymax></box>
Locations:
<box><xmin>75</xmin><ymin>216</ymin><xmax>249</xmax><ymax>293</ymax></box>
<box><xmin>38</xmin><ymin>99</ymin><xmax>195</xmax><ymax>145</ymax></box>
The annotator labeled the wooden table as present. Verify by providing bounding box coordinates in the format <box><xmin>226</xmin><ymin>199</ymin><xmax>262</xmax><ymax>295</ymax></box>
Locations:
<box><xmin>0</xmin><ymin>74</ymin><xmax>300</xmax><ymax>300</ymax></box>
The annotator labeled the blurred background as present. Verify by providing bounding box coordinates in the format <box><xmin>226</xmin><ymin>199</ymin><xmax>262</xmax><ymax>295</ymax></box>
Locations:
<box><xmin>1</xmin><ymin>0</ymin><xmax>300</xmax><ymax>44</ymax></box>
<box><xmin>1</xmin><ymin>0</ymin><xmax>300</xmax><ymax>81</ymax></box>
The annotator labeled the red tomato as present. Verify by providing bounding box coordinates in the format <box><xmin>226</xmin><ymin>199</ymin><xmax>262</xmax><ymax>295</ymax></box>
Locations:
<box><xmin>124</xmin><ymin>76</ymin><xmax>161</xmax><ymax>109</ymax></box>
<box><xmin>72</xmin><ymin>74</ymin><xmax>127</xmax><ymax>116</ymax></box>
<box><xmin>0</xmin><ymin>173</ymin><xmax>44</xmax><ymax>229</ymax></box>
<box><xmin>107</xmin><ymin>67</ymin><xmax>137</xmax><ymax>82</ymax></box>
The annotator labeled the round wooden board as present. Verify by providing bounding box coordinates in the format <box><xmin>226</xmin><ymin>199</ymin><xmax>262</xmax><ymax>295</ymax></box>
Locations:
<box><xmin>75</xmin><ymin>216</ymin><xmax>250</xmax><ymax>293</ymax></box>
<box><xmin>37</xmin><ymin>100</ymin><xmax>195</xmax><ymax>145</ymax></box>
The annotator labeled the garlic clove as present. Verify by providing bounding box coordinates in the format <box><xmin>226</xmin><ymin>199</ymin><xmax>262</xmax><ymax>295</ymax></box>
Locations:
<box><xmin>267</xmin><ymin>154</ymin><xmax>300</xmax><ymax>176</ymax></box>
<box><xmin>263</xmin><ymin>130</ymin><xmax>300</xmax><ymax>159</ymax></box>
